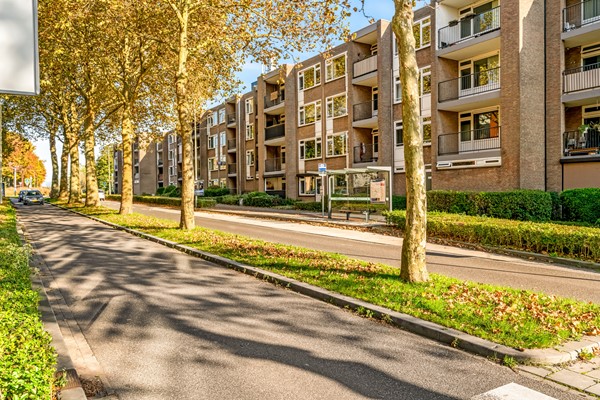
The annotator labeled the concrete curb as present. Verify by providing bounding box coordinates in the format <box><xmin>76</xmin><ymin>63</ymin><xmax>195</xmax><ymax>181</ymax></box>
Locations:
<box><xmin>15</xmin><ymin>223</ymin><xmax>87</xmax><ymax>400</ymax></box>
<box><xmin>56</xmin><ymin>204</ymin><xmax>600</xmax><ymax>366</ymax></box>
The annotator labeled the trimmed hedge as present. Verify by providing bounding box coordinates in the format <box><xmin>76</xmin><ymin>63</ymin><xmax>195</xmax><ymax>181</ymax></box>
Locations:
<box><xmin>294</xmin><ymin>201</ymin><xmax>322</xmax><ymax>212</ymax></box>
<box><xmin>384</xmin><ymin>210</ymin><xmax>600</xmax><ymax>262</ymax></box>
<box><xmin>0</xmin><ymin>204</ymin><xmax>56</xmax><ymax>398</ymax></box>
<box><xmin>560</xmin><ymin>188</ymin><xmax>600</xmax><ymax>224</ymax></box>
<box><xmin>392</xmin><ymin>196</ymin><xmax>407</xmax><ymax>210</ymax></box>
<box><xmin>426</xmin><ymin>190</ymin><xmax>553</xmax><ymax>222</ymax></box>
<box><xmin>104</xmin><ymin>195</ymin><xmax>216</xmax><ymax>208</ymax></box>
<box><xmin>204</xmin><ymin>187</ymin><xmax>230</xmax><ymax>197</ymax></box>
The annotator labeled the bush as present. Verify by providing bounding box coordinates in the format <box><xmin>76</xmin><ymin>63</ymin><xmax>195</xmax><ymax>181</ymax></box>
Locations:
<box><xmin>383</xmin><ymin>210</ymin><xmax>600</xmax><ymax>261</ymax></box>
<box><xmin>294</xmin><ymin>201</ymin><xmax>322</xmax><ymax>212</ymax></box>
<box><xmin>426</xmin><ymin>190</ymin><xmax>553</xmax><ymax>222</ymax></box>
<box><xmin>243</xmin><ymin>192</ymin><xmax>279</xmax><ymax>207</ymax></box>
<box><xmin>560</xmin><ymin>188</ymin><xmax>600</xmax><ymax>224</ymax></box>
<box><xmin>204</xmin><ymin>187</ymin><xmax>230</xmax><ymax>197</ymax></box>
<box><xmin>0</xmin><ymin>205</ymin><xmax>56</xmax><ymax>398</ymax></box>
<box><xmin>392</xmin><ymin>196</ymin><xmax>406</xmax><ymax>210</ymax></box>
<box><xmin>218</xmin><ymin>195</ymin><xmax>242</xmax><ymax>205</ymax></box>
<box><xmin>104</xmin><ymin>195</ymin><xmax>216</xmax><ymax>208</ymax></box>
<box><xmin>196</xmin><ymin>198</ymin><xmax>217</xmax><ymax>208</ymax></box>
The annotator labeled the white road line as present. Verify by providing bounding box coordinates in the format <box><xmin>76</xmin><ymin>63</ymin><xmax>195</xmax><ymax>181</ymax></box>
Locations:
<box><xmin>471</xmin><ymin>383</ymin><xmax>557</xmax><ymax>400</ymax></box>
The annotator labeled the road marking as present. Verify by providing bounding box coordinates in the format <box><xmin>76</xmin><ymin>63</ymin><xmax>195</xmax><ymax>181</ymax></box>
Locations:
<box><xmin>471</xmin><ymin>383</ymin><xmax>557</xmax><ymax>400</ymax></box>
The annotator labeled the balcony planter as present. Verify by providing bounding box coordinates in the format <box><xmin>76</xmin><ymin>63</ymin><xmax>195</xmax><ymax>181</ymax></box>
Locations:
<box><xmin>448</xmin><ymin>19</ymin><xmax>458</xmax><ymax>26</ymax></box>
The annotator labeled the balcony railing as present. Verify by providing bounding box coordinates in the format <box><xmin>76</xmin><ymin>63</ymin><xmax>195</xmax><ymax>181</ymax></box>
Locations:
<box><xmin>353</xmin><ymin>100</ymin><xmax>378</xmax><ymax>122</ymax></box>
<box><xmin>438</xmin><ymin>67</ymin><xmax>500</xmax><ymax>102</ymax></box>
<box><xmin>438</xmin><ymin>6</ymin><xmax>501</xmax><ymax>49</ymax></box>
<box><xmin>563</xmin><ymin>63</ymin><xmax>600</xmax><ymax>93</ymax></box>
<box><xmin>563</xmin><ymin>0</ymin><xmax>600</xmax><ymax>31</ymax></box>
<box><xmin>226</xmin><ymin>114</ymin><xmax>236</xmax><ymax>125</ymax></box>
<box><xmin>563</xmin><ymin>129</ymin><xmax>600</xmax><ymax>156</ymax></box>
<box><xmin>265</xmin><ymin>123</ymin><xmax>285</xmax><ymax>141</ymax></box>
<box><xmin>227</xmin><ymin>138</ymin><xmax>237</xmax><ymax>149</ymax></box>
<box><xmin>264</xmin><ymin>158</ymin><xmax>283</xmax><ymax>173</ymax></box>
<box><xmin>353</xmin><ymin>144</ymin><xmax>377</xmax><ymax>164</ymax></box>
<box><xmin>438</xmin><ymin>126</ymin><xmax>501</xmax><ymax>156</ymax></box>
<box><xmin>227</xmin><ymin>163</ymin><xmax>237</xmax><ymax>174</ymax></box>
<box><xmin>264</xmin><ymin>91</ymin><xmax>285</xmax><ymax>109</ymax></box>
<box><xmin>353</xmin><ymin>54</ymin><xmax>377</xmax><ymax>78</ymax></box>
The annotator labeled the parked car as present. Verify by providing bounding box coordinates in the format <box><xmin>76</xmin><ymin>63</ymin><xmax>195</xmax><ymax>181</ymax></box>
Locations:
<box><xmin>18</xmin><ymin>190</ymin><xmax>28</xmax><ymax>202</ymax></box>
<box><xmin>98</xmin><ymin>189</ymin><xmax>105</xmax><ymax>201</ymax></box>
<box><xmin>23</xmin><ymin>190</ymin><xmax>44</xmax><ymax>205</ymax></box>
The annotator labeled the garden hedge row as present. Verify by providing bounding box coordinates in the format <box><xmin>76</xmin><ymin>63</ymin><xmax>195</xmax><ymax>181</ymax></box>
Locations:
<box><xmin>0</xmin><ymin>204</ymin><xmax>56</xmax><ymax>398</ymax></box>
<box><xmin>383</xmin><ymin>210</ymin><xmax>600</xmax><ymax>262</ymax></box>
<box><xmin>105</xmin><ymin>195</ymin><xmax>216</xmax><ymax>208</ymax></box>
<box><xmin>560</xmin><ymin>188</ymin><xmax>600</xmax><ymax>224</ymax></box>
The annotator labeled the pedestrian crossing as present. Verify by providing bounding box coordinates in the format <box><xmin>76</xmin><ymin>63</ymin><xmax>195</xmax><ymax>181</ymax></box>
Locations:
<box><xmin>471</xmin><ymin>383</ymin><xmax>557</xmax><ymax>400</ymax></box>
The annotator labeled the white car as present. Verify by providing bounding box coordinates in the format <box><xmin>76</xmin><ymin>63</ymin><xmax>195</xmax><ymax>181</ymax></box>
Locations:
<box><xmin>98</xmin><ymin>190</ymin><xmax>106</xmax><ymax>201</ymax></box>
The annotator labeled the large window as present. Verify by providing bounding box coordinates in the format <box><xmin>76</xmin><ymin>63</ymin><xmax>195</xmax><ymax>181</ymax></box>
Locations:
<box><xmin>299</xmin><ymin>137</ymin><xmax>322</xmax><ymax>160</ymax></box>
<box><xmin>299</xmin><ymin>176</ymin><xmax>320</xmax><ymax>196</ymax></box>
<box><xmin>245</xmin><ymin>98</ymin><xmax>254</xmax><ymax>114</ymax></box>
<box><xmin>395</xmin><ymin>121</ymin><xmax>403</xmax><ymax>147</ymax></box>
<box><xmin>413</xmin><ymin>17</ymin><xmax>431</xmax><ymax>50</ymax></box>
<box><xmin>326</xmin><ymin>132</ymin><xmax>348</xmax><ymax>157</ymax></box>
<box><xmin>326</xmin><ymin>54</ymin><xmax>346</xmax><ymax>81</ymax></box>
<box><xmin>246</xmin><ymin>123</ymin><xmax>254</xmax><ymax>140</ymax></box>
<box><xmin>394</xmin><ymin>74</ymin><xmax>402</xmax><ymax>103</ymax></box>
<box><xmin>394</xmin><ymin>118</ymin><xmax>431</xmax><ymax>145</ymax></box>
<box><xmin>299</xmin><ymin>63</ymin><xmax>321</xmax><ymax>90</ymax></box>
<box><xmin>419</xmin><ymin>66</ymin><xmax>431</xmax><ymax>96</ymax></box>
<box><xmin>246</xmin><ymin>150</ymin><xmax>254</xmax><ymax>166</ymax></box>
<box><xmin>326</xmin><ymin>94</ymin><xmax>347</xmax><ymax>118</ymax></box>
<box><xmin>208</xmin><ymin>135</ymin><xmax>217</xmax><ymax>149</ymax></box>
<box><xmin>218</xmin><ymin>109</ymin><xmax>225</xmax><ymax>124</ymax></box>
<box><xmin>298</xmin><ymin>101</ymin><xmax>322</xmax><ymax>126</ymax></box>
<box><xmin>208</xmin><ymin>157</ymin><xmax>216</xmax><ymax>171</ymax></box>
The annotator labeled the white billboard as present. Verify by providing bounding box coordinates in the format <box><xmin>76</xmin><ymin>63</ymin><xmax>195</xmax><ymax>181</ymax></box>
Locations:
<box><xmin>0</xmin><ymin>0</ymin><xmax>39</xmax><ymax>95</ymax></box>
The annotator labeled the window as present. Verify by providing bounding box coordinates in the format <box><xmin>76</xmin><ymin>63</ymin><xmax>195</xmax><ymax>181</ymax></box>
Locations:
<box><xmin>220</xmin><ymin>132</ymin><xmax>226</xmax><ymax>148</ymax></box>
<box><xmin>208</xmin><ymin>135</ymin><xmax>217</xmax><ymax>149</ymax></box>
<box><xmin>246</xmin><ymin>150</ymin><xmax>255</xmax><ymax>166</ymax></box>
<box><xmin>394</xmin><ymin>74</ymin><xmax>402</xmax><ymax>103</ymax></box>
<box><xmin>413</xmin><ymin>17</ymin><xmax>431</xmax><ymax>50</ymax></box>
<box><xmin>210</xmin><ymin>179</ymin><xmax>219</xmax><ymax>187</ymax></box>
<box><xmin>395</xmin><ymin>118</ymin><xmax>431</xmax><ymax>145</ymax></box>
<box><xmin>582</xmin><ymin>43</ymin><xmax>600</xmax><ymax>70</ymax></box>
<box><xmin>419</xmin><ymin>66</ymin><xmax>431</xmax><ymax>96</ymax></box>
<box><xmin>298</xmin><ymin>101</ymin><xmax>322</xmax><ymax>126</ymax></box>
<box><xmin>326</xmin><ymin>94</ymin><xmax>347</xmax><ymax>118</ymax></box>
<box><xmin>245</xmin><ymin>98</ymin><xmax>254</xmax><ymax>114</ymax></box>
<box><xmin>299</xmin><ymin>137</ymin><xmax>322</xmax><ymax>160</ymax></box>
<box><xmin>326</xmin><ymin>132</ymin><xmax>348</xmax><ymax>157</ymax></box>
<box><xmin>208</xmin><ymin>157</ymin><xmax>216</xmax><ymax>171</ymax></box>
<box><xmin>395</xmin><ymin>121</ymin><xmax>403</xmax><ymax>147</ymax></box>
<box><xmin>326</xmin><ymin>54</ymin><xmax>346</xmax><ymax>81</ymax></box>
<box><xmin>218</xmin><ymin>109</ymin><xmax>225</xmax><ymax>124</ymax></box>
<box><xmin>299</xmin><ymin>176</ymin><xmax>319</xmax><ymax>195</ymax></box>
<box><xmin>298</xmin><ymin>63</ymin><xmax>321</xmax><ymax>90</ymax></box>
<box><xmin>246</xmin><ymin>124</ymin><xmax>254</xmax><ymax>140</ymax></box>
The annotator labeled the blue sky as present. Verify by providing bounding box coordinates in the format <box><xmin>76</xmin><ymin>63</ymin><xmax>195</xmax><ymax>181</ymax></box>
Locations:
<box><xmin>34</xmin><ymin>0</ymin><xmax>428</xmax><ymax>186</ymax></box>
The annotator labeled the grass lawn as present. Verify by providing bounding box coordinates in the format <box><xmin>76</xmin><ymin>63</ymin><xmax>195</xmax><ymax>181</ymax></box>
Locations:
<box><xmin>64</xmin><ymin>203</ymin><xmax>600</xmax><ymax>350</ymax></box>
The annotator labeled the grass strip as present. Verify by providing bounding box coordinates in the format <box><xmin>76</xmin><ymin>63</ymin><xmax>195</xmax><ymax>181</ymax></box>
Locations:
<box><xmin>0</xmin><ymin>203</ymin><xmax>56</xmax><ymax>399</ymax></box>
<box><xmin>66</xmin><ymin>203</ymin><xmax>600</xmax><ymax>350</ymax></box>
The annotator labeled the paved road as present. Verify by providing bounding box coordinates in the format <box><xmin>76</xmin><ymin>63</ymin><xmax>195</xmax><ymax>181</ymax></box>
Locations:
<box><xmin>16</xmin><ymin>202</ymin><xmax>587</xmax><ymax>399</ymax></box>
<box><xmin>103</xmin><ymin>201</ymin><xmax>600</xmax><ymax>304</ymax></box>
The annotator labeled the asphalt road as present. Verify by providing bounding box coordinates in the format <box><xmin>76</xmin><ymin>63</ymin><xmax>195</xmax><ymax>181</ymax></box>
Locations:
<box><xmin>15</xmin><ymin>202</ymin><xmax>587</xmax><ymax>399</ymax></box>
<box><xmin>102</xmin><ymin>201</ymin><xmax>600</xmax><ymax>304</ymax></box>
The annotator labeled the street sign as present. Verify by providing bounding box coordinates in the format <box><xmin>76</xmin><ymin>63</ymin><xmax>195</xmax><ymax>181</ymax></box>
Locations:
<box><xmin>318</xmin><ymin>163</ymin><xmax>327</xmax><ymax>176</ymax></box>
<box><xmin>24</xmin><ymin>178</ymin><xmax>32</xmax><ymax>185</ymax></box>
<box><xmin>0</xmin><ymin>0</ymin><xmax>40</xmax><ymax>95</ymax></box>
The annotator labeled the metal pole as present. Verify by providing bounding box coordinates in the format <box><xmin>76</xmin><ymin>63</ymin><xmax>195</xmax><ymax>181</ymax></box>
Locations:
<box><xmin>13</xmin><ymin>167</ymin><xmax>17</xmax><ymax>196</ymax></box>
<box><xmin>193</xmin><ymin>103</ymin><xmax>197</xmax><ymax>207</ymax></box>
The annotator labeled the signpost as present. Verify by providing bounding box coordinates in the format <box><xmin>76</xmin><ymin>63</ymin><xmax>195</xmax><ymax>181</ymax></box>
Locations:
<box><xmin>318</xmin><ymin>163</ymin><xmax>326</xmax><ymax>216</ymax></box>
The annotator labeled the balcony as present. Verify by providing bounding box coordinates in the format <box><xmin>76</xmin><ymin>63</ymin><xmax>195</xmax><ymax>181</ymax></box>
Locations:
<box><xmin>264</xmin><ymin>158</ymin><xmax>284</xmax><ymax>173</ymax></box>
<box><xmin>352</xmin><ymin>55</ymin><xmax>378</xmax><ymax>86</ymax></box>
<box><xmin>227</xmin><ymin>138</ymin><xmax>237</xmax><ymax>152</ymax></box>
<box><xmin>563</xmin><ymin>129</ymin><xmax>600</xmax><ymax>157</ymax></box>
<box><xmin>352</xmin><ymin>101</ymin><xmax>378</xmax><ymax>129</ymax></box>
<box><xmin>438</xmin><ymin>67</ymin><xmax>500</xmax><ymax>111</ymax></box>
<box><xmin>265</xmin><ymin>123</ymin><xmax>285</xmax><ymax>142</ymax></box>
<box><xmin>438</xmin><ymin>6</ymin><xmax>500</xmax><ymax>50</ymax></box>
<box><xmin>563</xmin><ymin>0</ymin><xmax>600</xmax><ymax>46</ymax></box>
<box><xmin>264</xmin><ymin>92</ymin><xmax>285</xmax><ymax>114</ymax></box>
<box><xmin>353</xmin><ymin>144</ymin><xmax>377</xmax><ymax>164</ymax></box>
<box><xmin>563</xmin><ymin>63</ymin><xmax>600</xmax><ymax>95</ymax></box>
<box><xmin>438</xmin><ymin>126</ymin><xmax>501</xmax><ymax>157</ymax></box>
<box><xmin>227</xmin><ymin>163</ymin><xmax>237</xmax><ymax>175</ymax></box>
<box><xmin>226</xmin><ymin>114</ymin><xmax>236</xmax><ymax>127</ymax></box>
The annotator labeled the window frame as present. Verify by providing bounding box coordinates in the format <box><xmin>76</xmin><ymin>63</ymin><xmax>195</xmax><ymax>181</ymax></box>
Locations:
<box><xmin>245</xmin><ymin>123</ymin><xmax>255</xmax><ymax>140</ymax></box>
<box><xmin>326</xmin><ymin>93</ymin><xmax>347</xmax><ymax>119</ymax></box>
<box><xmin>245</xmin><ymin>98</ymin><xmax>254</xmax><ymax>115</ymax></box>
<box><xmin>298</xmin><ymin>63</ymin><xmax>321</xmax><ymax>91</ymax></box>
<box><xmin>413</xmin><ymin>16</ymin><xmax>431</xmax><ymax>50</ymax></box>
<box><xmin>325</xmin><ymin>53</ymin><xmax>347</xmax><ymax>82</ymax></box>
<box><xmin>299</xmin><ymin>137</ymin><xmax>322</xmax><ymax>160</ymax></box>
<box><xmin>208</xmin><ymin>135</ymin><xmax>217</xmax><ymax>150</ymax></box>
<box><xmin>326</xmin><ymin>131</ymin><xmax>348</xmax><ymax>157</ymax></box>
<box><xmin>298</xmin><ymin>100</ymin><xmax>322</xmax><ymax>126</ymax></box>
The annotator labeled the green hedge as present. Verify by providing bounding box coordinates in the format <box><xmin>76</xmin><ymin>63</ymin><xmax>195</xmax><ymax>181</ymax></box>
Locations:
<box><xmin>392</xmin><ymin>196</ymin><xmax>407</xmax><ymax>210</ymax></box>
<box><xmin>426</xmin><ymin>190</ymin><xmax>553</xmax><ymax>222</ymax></box>
<box><xmin>560</xmin><ymin>188</ymin><xmax>600</xmax><ymax>224</ymax></box>
<box><xmin>294</xmin><ymin>201</ymin><xmax>322</xmax><ymax>212</ymax></box>
<box><xmin>384</xmin><ymin>210</ymin><xmax>600</xmax><ymax>262</ymax></box>
<box><xmin>204</xmin><ymin>187</ymin><xmax>230</xmax><ymax>197</ymax></box>
<box><xmin>0</xmin><ymin>204</ymin><xmax>56</xmax><ymax>398</ymax></box>
<box><xmin>104</xmin><ymin>195</ymin><xmax>216</xmax><ymax>208</ymax></box>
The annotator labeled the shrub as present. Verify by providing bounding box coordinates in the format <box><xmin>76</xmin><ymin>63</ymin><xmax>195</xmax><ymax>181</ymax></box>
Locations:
<box><xmin>392</xmin><ymin>196</ymin><xmax>406</xmax><ymax>210</ymax></box>
<box><xmin>218</xmin><ymin>195</ymin><xmax>242</xmax><ymax>205</ymax></box>
<box><xmin>196</xmin><ymin>198</ymin><xmax>217</xmax><ymax>208</ymax></box>
<box><xmin>426</xmin><ymin>190</ymin><xmax>553</xmax><ymax>222</ymax></box>
<box><xmin>204</xmin><ymin>187</ymin><xmax>230</xmax><ymax>197</ymax></box>
<box><xmin>294</xmin><ymin>201</ymin><xmax>322</xmax><ymax>212</ymax></box>
<box><xmin>243</xmin><ymin>192</ymin><xmax>279</xmax><ymax>207</ymax></box>
<box><xmin>0</xmin><ymin>205</ymin><xmax>56</xmax><ymax>398</ymax></box>
<box><xmin>104</xmin><ymin>194</ymin><xmax>217</xmax><ymax>208</ymax></box>
<box><xmin>383</xmin><ymin>210</ymin><xmax>600</xmax><ymax>261</ymax></box>
<box><xmin>560</xmin><ymin>188</ymin><xmax>600</xmax><ymax>224</ymax></box>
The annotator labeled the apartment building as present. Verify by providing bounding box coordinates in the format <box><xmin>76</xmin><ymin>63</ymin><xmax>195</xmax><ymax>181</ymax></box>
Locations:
<box><xmin>113</xmin><ymin>0</ymin><xmax>600</xmax><ymax>198</ymax></box>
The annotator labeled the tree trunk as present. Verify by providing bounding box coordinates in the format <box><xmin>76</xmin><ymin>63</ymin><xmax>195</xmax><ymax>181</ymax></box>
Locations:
<box><xmin>119</xmin><ymin>107</ymin><xmax>134</xmax><ymax>215</ymax></box>
<box><xmin>67</xmin><ymin>133</ymin><xmax>80</xmax><ymax>204</ymax></box>
<box><xmin>175</xmin><ymin>4</ymin><xmax>195</xmax><ymax>230</ymax></box>
<box><xmin>83</xmin><ymin>106</ymin><xmax>100</xmax><ymax>207</ymax></box>
<box><xmin>49</xmin><ymin>128</ymin><xmax>60</xmax><ymax>198</ymax></box>
<box><xmin>58</xmin><ymin>132</ymin><xmax>69</xmax><ymax>201</ymax></box>
<box><xmin>393</xmin><ymin>0</ymin><xmax>429</xmax><ymax>283</ymax></box>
